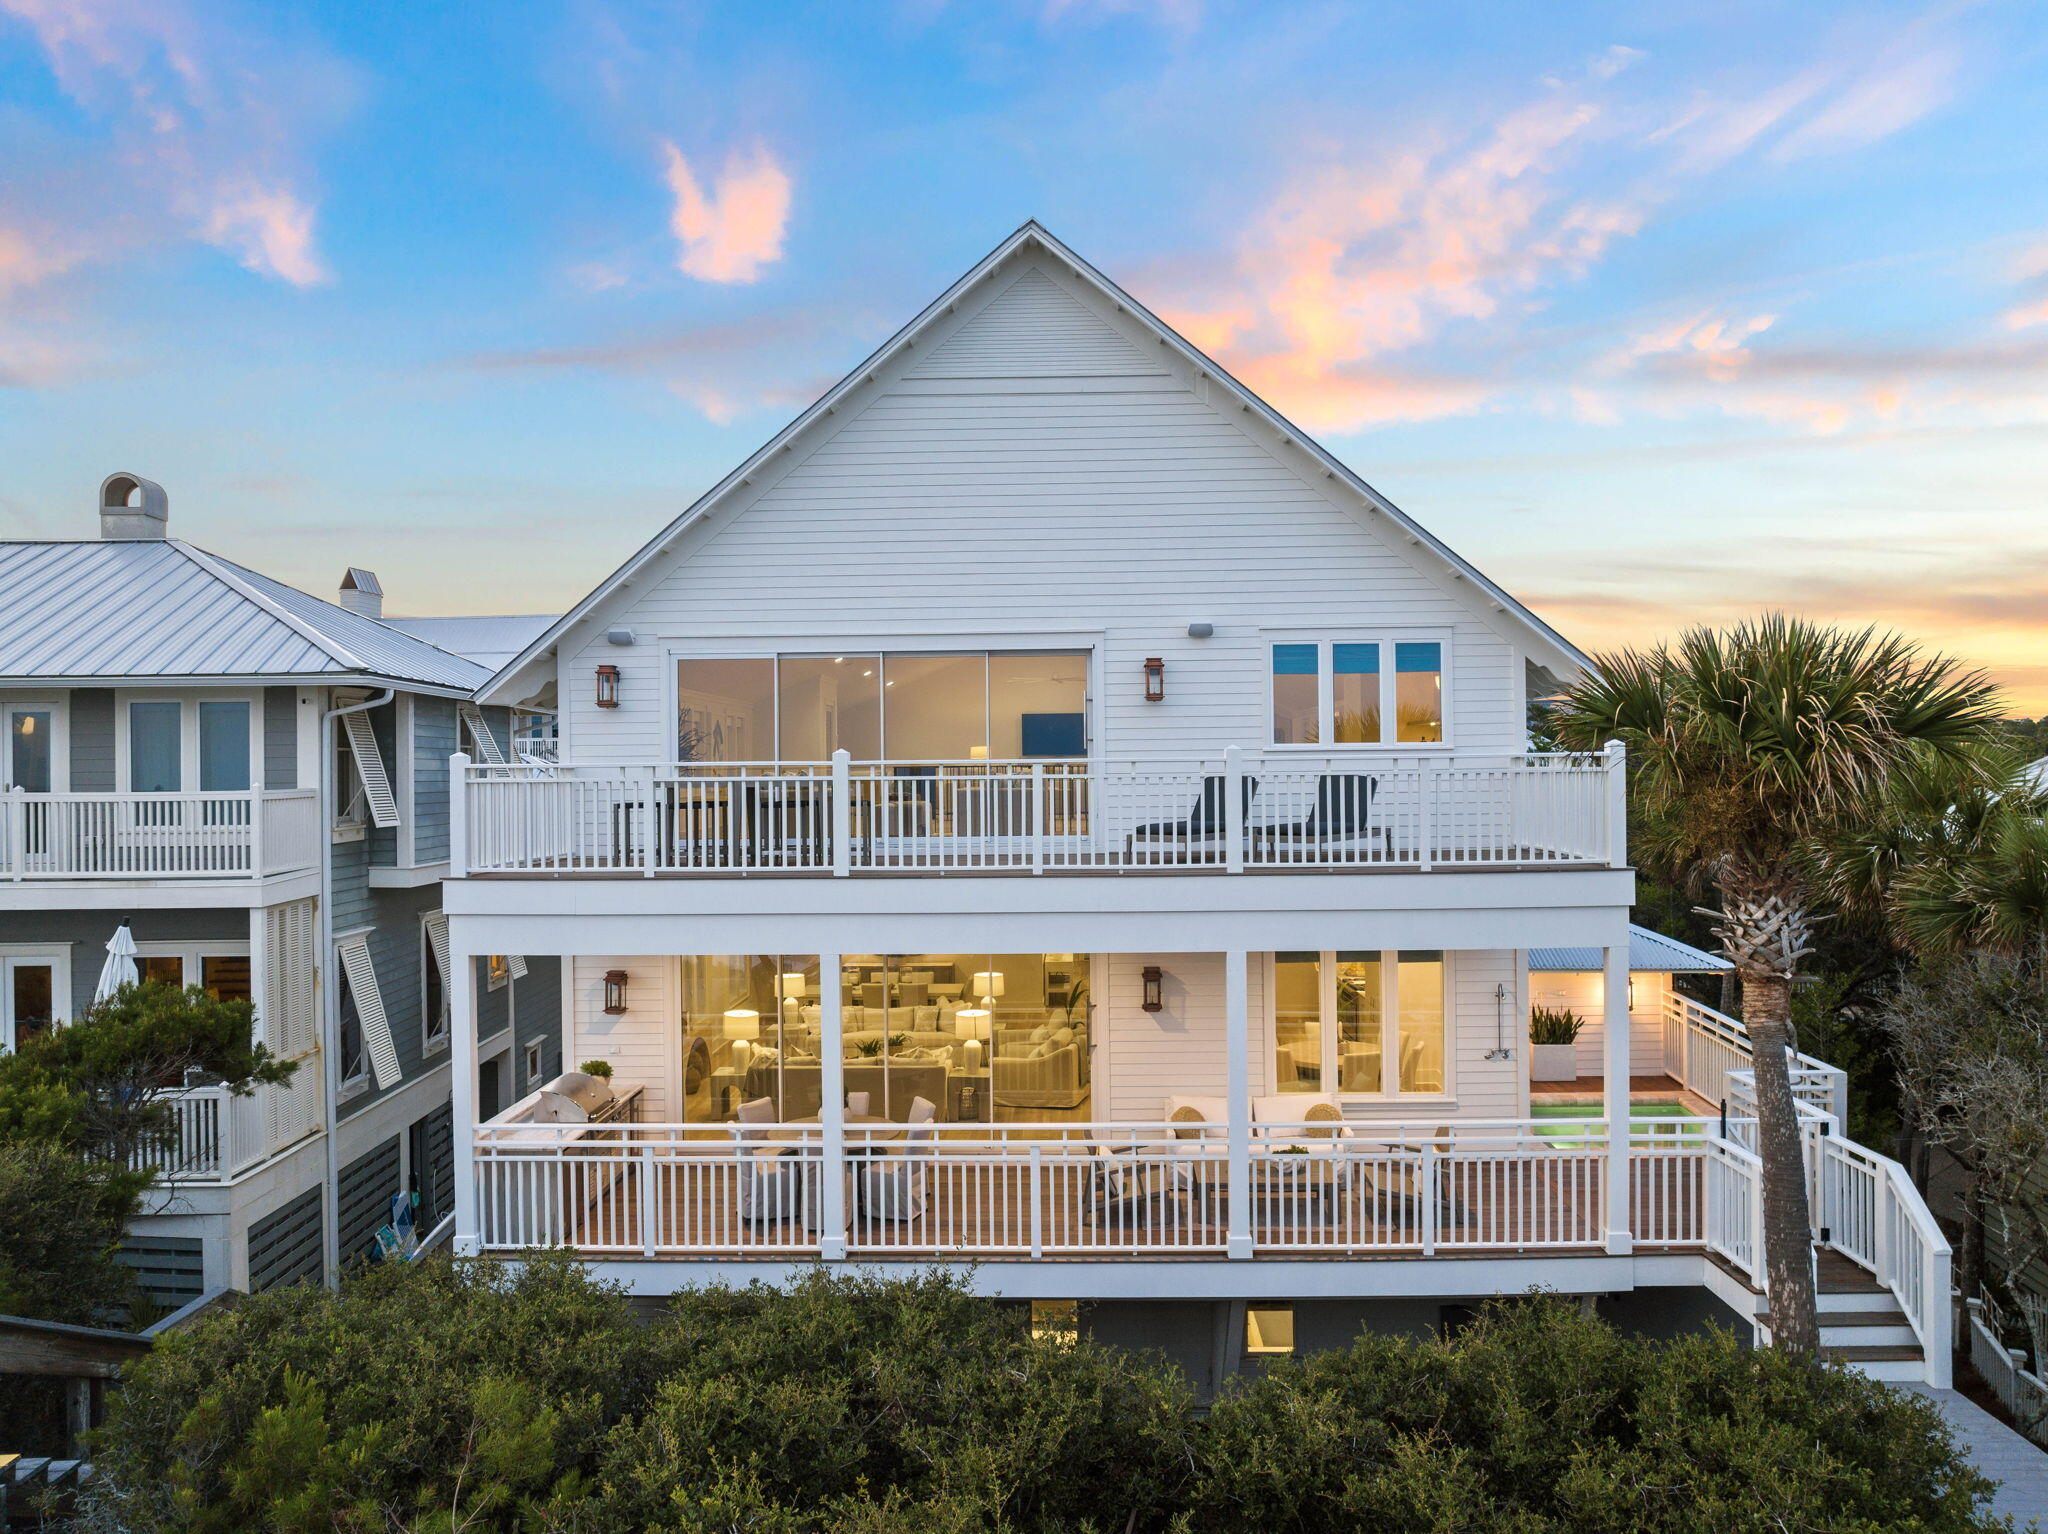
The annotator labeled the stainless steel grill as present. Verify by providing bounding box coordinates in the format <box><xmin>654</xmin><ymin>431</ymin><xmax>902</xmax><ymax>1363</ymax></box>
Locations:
<box><xmin>536</xmin><ymin>1071</ymin><xmax>621</xmax><ymax>1122</ymax></box>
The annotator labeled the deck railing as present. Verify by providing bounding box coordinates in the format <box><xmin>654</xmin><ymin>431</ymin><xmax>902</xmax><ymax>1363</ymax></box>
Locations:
<box><xmin>0</xmin><ymin>788</ymin><xmax>321</xmax><ymax>881</ymax></box>
<box><xmin>126</xmin><ymin>1060</ymin><xmax>325</xmax><ymax>1183</ymax></box>
<box><xmin>1665</xmin><ymin>991</ymin><xmax>1848</xmax><ymax>1122</ymax></box>
<box><xmin>457</xmin><ymin>745</ymin><xmax>1626</xmax><ymax>877</ymax></box>
<box><xmin>471</xmin><ymin>1116</ymin><xmax>1715</xmax><ymax>1259</ymax></box>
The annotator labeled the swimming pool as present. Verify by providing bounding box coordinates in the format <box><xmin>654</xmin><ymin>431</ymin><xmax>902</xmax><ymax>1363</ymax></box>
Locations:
<box><xmin>1530</xmin><ymin>1099</ymin><xmax>1704</xmax><ymax>1146</ymax></box>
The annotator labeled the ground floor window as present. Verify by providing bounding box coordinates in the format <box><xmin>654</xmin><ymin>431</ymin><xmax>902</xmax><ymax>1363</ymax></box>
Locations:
<box><xmin>1273</xmin><ymin>950</ymin><xmax>1446</xmax><ymax>1096</ymax></box>
<box><xmin>676</xmin><ymin>953</ymin><xmax>1092</xmax><ymax>1125</ymax></box>
<box><xmin>1245</xmin><ymin>1304</ymin><xmax>1296</xmax><ymax>1355</ymax></box>
<box><xmin>1</xmin><ymin>953</ymin><xmax>64</xmax><ymax>1052</ymax></box>
<box><xmin>1031</xmin><ymin>1300</ymin><xmax>1079</xmax><ymax>1345</ymax></box>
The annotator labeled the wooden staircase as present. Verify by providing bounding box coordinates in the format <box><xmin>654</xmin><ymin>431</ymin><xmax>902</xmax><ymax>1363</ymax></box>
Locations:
<box><xmin>1759</xmin><ymin>1252</ymin><xmax>1927</xmax><ymax>1382</ymax></box>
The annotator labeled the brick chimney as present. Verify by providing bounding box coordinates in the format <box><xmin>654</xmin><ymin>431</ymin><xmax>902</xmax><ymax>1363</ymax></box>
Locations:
<box><xmin>338</xmin><ymin>568</ymin><xmax>383</xmax><ymax>618</ymax></box>
<box><xmin>99</xmin><ymin>472</ymin><xmax>168</xmax><ymax>540</ymax></box>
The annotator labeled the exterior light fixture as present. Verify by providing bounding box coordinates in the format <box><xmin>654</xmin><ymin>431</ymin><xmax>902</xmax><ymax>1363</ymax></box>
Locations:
<box><xmin>595</xmin><ymin>664</ymin><xmax>621</xmax><ymax>709</ymax></box>
<box><xmin>602</xmin><ymin>969</ymin><xmax>629</xmax><ymax>1014</ymax></box>
<box><xmin>1142</xmin><ymin>657</ymin><xmax>1165</xmax><ymax>702</ymax></box>
<box><xmin>1141</xmin><ymin>965</ymin><xmax>1164</xmax><ymax>1012</ymax></box>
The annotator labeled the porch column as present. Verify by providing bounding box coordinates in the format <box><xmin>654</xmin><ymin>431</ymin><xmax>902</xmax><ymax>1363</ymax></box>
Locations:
<box><xmin>817</xmin><ymin>952</ymin><xmax>847</xmax><ymax>1260</ymax></box>
<box><xmin>450</xmin><ymin>925</ymin><xmax>480</xmax><ymax>1256</ymax></box>
<box><xmin>1226</xmin><ymin>949</ymin><xmax>1252</xmax><ymax>1260</ymax></box>
<box><xmin>1602</xmin><ymin>942</ymin><xmax>1632</xmax><ymax>1255</ymax></box>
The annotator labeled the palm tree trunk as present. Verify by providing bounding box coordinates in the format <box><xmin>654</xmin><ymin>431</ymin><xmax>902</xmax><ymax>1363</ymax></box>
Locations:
<box><xmin>1741</xmin><ymin>970</ymin><xmax>1821</xmax><ymax>1355</ymax></box>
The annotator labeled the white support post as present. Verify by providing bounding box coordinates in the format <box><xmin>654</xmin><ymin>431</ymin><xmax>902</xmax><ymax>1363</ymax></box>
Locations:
<box><xmin>450</xmin><ymin>926</ymin><xmax>481</xmax><ymax>1255</ymax></box>
<box><xmin>1223</xmin><ymin>747</ymin><xmax>1245</xmax><ymax>874</ymax></box>
<box><xmin>641</xmin><ymin>766</ymin><xmax>657</xmax><ymax>877</ymax></box>
<box><xmin>1226</xmin><ymin>949</ymin><xmax>1252</xmax><ymax>1259</ymax></box>
<box><xmin>7</xmin><ymin>786</ymin><xmax>23</xmax><ymax>879</ymax></box>
<box><xmin>449</xmin><ymin>753</ymin><xmax>470</xmax><ymax>878</ymax></box>
<box><xmin>1603</xmin><ymin>942</ymin><xmax>1633</xmax><ymax>1255</ymax></box>
<box><xmin>1029</xmin><ymin>761</ymin><xmax>1044</xmax><ymax>875</ymax></box>
<box><xmin>1416</xmin><ymin>760</ymin><xmax>1434</xmax><ymax>871</ymax></box>
<box><xmin>248</xmin><ymin>783</ymin><xmax>265</xmax><ymax>877</ymax></box>
<box><xmin>1605</xmin><ymin>739</ymin><xmax>1628</xmax><ymax>868</ymax></box>
<box><xmin>830</xmin><ymin>751</ymin><xmax>851</xmax><ymax>878</ymax></box>
<box><xmin>818</xmin><ymin>952</ymin><xmax>847</xmax><ymax>1260</ymax></box>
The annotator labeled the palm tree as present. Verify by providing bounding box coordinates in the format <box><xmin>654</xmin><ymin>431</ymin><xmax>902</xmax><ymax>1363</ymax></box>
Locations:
<box><xmin>1551</xmin><ymin>615</ymin><xmax>2002</xmax><ymax>1353</ymax></box>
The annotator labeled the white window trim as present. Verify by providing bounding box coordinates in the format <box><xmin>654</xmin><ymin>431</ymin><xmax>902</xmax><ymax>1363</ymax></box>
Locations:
<box><xmin>129</xmin><ymin>940</ymin><xmax>252</xmax><ymax>993</ymax></box>
<box><xmin>665</xmin><ymin>640</ymin><xmax>1101</xmax><ymax>766</ymax></box>
<box><xmin>0</xmin><ymin>945</ymin><xmax>73</xmax><ymax>1052</ymax></box>
<box><xmin>1268</xmin><ymin>948</ymin><xmax>1454</xmax><ymax>1100</ymax></box>
<box><xmin>1</xmin><ymin>696</ymin><xmax>70</xmax><ymax>793</ymax></box>
<box><xmin>420</xmin><ymin>912</ymin><xmax>450</xmax><ymax>1056</ymax></box>
<box><xmin>1262</xmin><ymin>631</ymin><xmax>1453</xmax><ymax>750</ymax></box>
<box><xmin>113</xmin><ymin>689</ymin><xmax>262</xmax><ymax>793</ymax></box>
<box><xmin>523</xmin><ymin>1038</ymin><xmax>544</xmax><ymax>1087</ymax></box>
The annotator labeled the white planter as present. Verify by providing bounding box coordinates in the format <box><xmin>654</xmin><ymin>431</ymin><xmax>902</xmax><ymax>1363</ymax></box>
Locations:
<box><xmin>1530</xmin><ymin>1043</ymin><xmax>1581</xmax><ymax>1082</ymax></box>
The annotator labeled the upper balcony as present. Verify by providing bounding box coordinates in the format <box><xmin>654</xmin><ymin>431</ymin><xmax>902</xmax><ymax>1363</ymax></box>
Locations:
<box><xmin>454</xmin><ymin>745</ymin><xmax>1625</xmax><ymax>879</ymax></box>
<box><xmin>0</xmin><ymin>789</ymin><xmax>322</xmax><ymax>890</ymax></box>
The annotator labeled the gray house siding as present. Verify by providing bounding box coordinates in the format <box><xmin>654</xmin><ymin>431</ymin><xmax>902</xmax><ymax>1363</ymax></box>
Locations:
<box><xmin>473</xmin><ymin>953</ymin><xmax>562</xmax><ymax>1096</ymax></box>
<box><xmin>262</xmin><ymin>686</ymin><xmax>298</xmax><ymax>789</ymax></box>
<box><xmin>412</xmin><ymin>695</ymin><xmax>457</xmax><ymax>866</ymax></box>
<box><xmin>248</xmin><ymin>1188</ymin><xmax>324</xmax><ymax>1291</ymax></box>
<box><xmin>13</xmin><ymin>908</ymin><xmax>248</xmax><ymax>1016</ymax></box>
<box><xmin>336</xmin><ymin>881</ymin><xmax>447</xmax><ymax>1123</ymax></box>
<box><xmin>337</xmin><ymin>1135</ymin><xmax>402</xmax><ymax>1266</ymax></box>
<box><xmin>69</xmin><ymin>688</ymin><xmax>114</xmax><ymax>792</ymax></box>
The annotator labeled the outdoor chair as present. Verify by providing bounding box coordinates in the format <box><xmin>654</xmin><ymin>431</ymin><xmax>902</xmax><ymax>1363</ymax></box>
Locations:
<box><xmin>1125</xmin><ymin>774</ymin><xmax>1258</xmax><ymax>860</ymax></box>
<box><xmin>858</xmin><ymin>1097</ymin><xmax>937</xmax><ymax>1223</ymax></box>
<box><xmin>1260</xmin><ymin>773</ymin><xmax>1378</xmax><ymax>856</ymax></box>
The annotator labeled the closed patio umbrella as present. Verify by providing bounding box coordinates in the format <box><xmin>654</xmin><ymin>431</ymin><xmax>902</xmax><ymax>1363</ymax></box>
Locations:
<box><xmin>95</xmin><ymin>918</ymin><xmax>139</xmax><ymax>1004</ymax></box>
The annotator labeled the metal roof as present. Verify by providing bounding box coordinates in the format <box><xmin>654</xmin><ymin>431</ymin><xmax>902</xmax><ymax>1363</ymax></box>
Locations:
<box><xmin>381</xmin><ymin>615</ymin><xmax>557</xmax><ymax>673</ymax></box>
<box><xmin>0</xmin><ymin>541</ymin><xmax>490</xmax><ymax>693</ymax></box>
<box><xmin>1527</xmin><ymin>925</ymin><xmax>1731</xmax><ymax>974</ymax></box>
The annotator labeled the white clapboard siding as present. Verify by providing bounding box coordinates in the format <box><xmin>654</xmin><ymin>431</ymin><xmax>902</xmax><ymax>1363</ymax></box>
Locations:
<box><xmin>338</xmin><ymin>937</ymin><xmax>402</xmax><ymax>1091</ymax></box>
<box><xmin>458</xmin><ymin>702</ymin><xmax>507</xmax><ymax>765</ymax></box>
<box><xmin>553</xmin><ymin>249</ymin><xmax>1524</xmax><ymax>766</ymax></box>
<box><xmin>341</xmin><ymin>710</ymin><xmax>401</xmax><ymax>828</ymax></box>
<box><xmin>1531</xmin><ymin>969</ymin><xmax>1671</xmax><ymax>1079</ymax></box>
<box><xmin>1102</xmin><ymin>952</ymin><xmax>1233</xmax><ymax>1120</ymax></box>
<box><xmin>570</xmin><ymin>957</ymin><xmax>676</xmax><ymax>1120</ymax></box>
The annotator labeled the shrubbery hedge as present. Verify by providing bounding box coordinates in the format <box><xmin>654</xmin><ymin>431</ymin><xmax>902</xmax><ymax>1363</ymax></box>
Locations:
<box><xmin>83</xmin><ymin>1256</ymin><xmax>2005</xmax><ymax>1533</ymax></box>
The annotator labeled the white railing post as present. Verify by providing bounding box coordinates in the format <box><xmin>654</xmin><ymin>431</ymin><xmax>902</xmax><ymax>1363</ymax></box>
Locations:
<box><xmin>448</xmin><ymin>754</ymin><xmax>471</xmax><ymax>877</ymax></box>
<box><xmin>640</xmin><ymin>766</ymin><xmax>657</xmax><ymax>877</ymax></box>
<box><xmin>6</xmin><ymin>786</ymin><xmax>22</xmax><ymax>879</ymax></box>
<box><xmin>1028</xmin><ymin>1144</ymin><xmax>1044</xmax><ymax>1258</ymax></box>
<box><xmin>1604</xmin><ymin>739</ymin><xmax>1628</xmax><ymax>867</ymax></box>
<box><xmin>1420</xmin><ymin>1139</ymin><xmax>1439</xmax><ymax>1256</ymax></box>
<box><xmin>1926</xmin><ymin>1240</ymin><xmax>1954</xmax><ymax>1387</ymax></box>
<box><xmin>1603</xmin><ymin>942</ymin><xmax>1633</xmax><ymax>1254</ymax></box>
<box><xmin>1224</xmin><ymin>747</ymin><xmax>1245</xmax><ymax>874</ymax></box>
<box><xmin>1225</xmin><ymin>949</ymin><xmax>1251</xmax><ymax>1258</ymax></box>
<box><xmin>818</xmin><ymin>951</ymin><xmax>846</xmax><ymax>1259</ymax></box>
<box><xmin>640</xmin><ymin>1141</ymin><xmax>657</xmax><ymax>1256</ymax></box>
<box><xmin>1029</xmin><ymin>761</ymin><xmax>1044</xmax><ymax>875</ymax></box>
<box><xmin>247</xmin><ymin>784</ymin><xmax>265</xmax><ymax>877</ymax></box>
<box><xmin>1416</xmin><ymin>760</ymin><xmax>1434</xmax><ymax>871</ymax></box>
<box><xmin>830</xmin><ymin>751</ymin><xmax>852</xmax><ymax>878</ymax></box>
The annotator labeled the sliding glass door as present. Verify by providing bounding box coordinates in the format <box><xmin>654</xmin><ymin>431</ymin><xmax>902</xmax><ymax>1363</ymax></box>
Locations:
<box><xmin>677</xmin><ymin>652</ymin><xmax>1087</xmax><ymax>764</ymax></box>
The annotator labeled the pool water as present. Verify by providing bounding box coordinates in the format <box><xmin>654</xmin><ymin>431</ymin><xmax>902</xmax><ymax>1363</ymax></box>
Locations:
<box><xmin>1530</xmin><ymin>1099</ymin><xmax>1703</xmax><ymax>1146</ymax></box>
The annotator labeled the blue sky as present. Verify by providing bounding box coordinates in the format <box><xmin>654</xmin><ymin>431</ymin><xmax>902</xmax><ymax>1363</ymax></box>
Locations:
<box><xmin>4</xmin><ymin>1</ymin><xmax>2048</xmax><ymax>703</ymax></box>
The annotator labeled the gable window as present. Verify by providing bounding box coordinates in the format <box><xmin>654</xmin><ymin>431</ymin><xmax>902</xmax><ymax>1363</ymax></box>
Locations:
<box><xmin>1273</xmin><ymin>950</ymin><xmax>1446</xmax><ymax>1097</ymax></box>
<box><xmin>1269</xmin><ymin>640</ymin><xmax>1443</xmax><ymax>746</ymax></box>
<box><xmin>677</xmin><ymin>651</ymin><xmax>1088</xmax><ymax>763</ymax></box>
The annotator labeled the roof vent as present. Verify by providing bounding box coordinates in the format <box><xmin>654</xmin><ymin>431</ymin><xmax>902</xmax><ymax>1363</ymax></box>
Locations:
<box><xmin>338</xmin><ymin>568</ymin><xmax>383</xmax><ymax>619</ymax></box>
<box><xmin>99</xmin><ymin>473</ymin><xmax>168</xmax><ymax>541</ymax></box>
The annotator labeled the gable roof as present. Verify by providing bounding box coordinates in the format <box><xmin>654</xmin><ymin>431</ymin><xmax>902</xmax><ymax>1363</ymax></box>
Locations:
<box><xmin>1527</xmin><ymin>925</ymin><xmax>1731</xmax><ymax>974</ymax></box>
<box><xmin>480</xmin><ymin>221</ymin><xmax>1592</xmax><ymax>704</ymax></box>
<box><xmin>0</xmin><ymin>540</ymin><xmax>491</xmax><ymax>694</ymax></box>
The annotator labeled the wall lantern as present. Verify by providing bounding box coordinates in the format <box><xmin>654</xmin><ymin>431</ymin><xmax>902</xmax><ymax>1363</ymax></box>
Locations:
<box><xmin>595</xmin><ymin>664</ymin><xmax>621</xmax><ymax>709</ymax></box>
<box><xmin>1142</xmin><ymin>657</ymin><xmax>1165</xmax><ymax>703</ymax></box>
<box><xmin>602</xmin><ymin>969</ymin><xmax>629</xmax><ymax>1015</ymax></box>
<box><xmin>1141</xmin><ymin>965</ymin><xmax>1165</xmax><ymax>1012</ymax></box>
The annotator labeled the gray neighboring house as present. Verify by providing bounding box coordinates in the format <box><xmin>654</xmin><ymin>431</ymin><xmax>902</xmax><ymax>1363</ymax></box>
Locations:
<box><xmin>0</xmin><ymin>473</ymin><xmax>560</xmax><ymax>1301</ymax></box>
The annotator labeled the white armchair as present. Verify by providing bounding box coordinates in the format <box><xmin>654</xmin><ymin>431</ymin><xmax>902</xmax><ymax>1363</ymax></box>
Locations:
<box><xmin>859</xmin><ymin>1097</ymin><xmax>937</xmax><ymax>1223</ymax></box>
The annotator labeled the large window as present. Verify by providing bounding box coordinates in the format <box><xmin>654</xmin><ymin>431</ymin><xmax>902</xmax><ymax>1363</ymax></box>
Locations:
<box><xmin>132</xmin><ymin>948</ymin><xmax>252</xmax><ymax>1001</ymax></box>
<box><xmin>1</xmin><ymin>954</ymin><xmax>65</xmax><ymax>1052</ymax></box>
<box><xmin>676</xmin><ymin>952</ymin><xmax>1090</xmax><ymax>1126</ymax></box>
<box><xmin>5</xmin><ymin>706</ymin><xmax>54</xmax><ymax>793</ymax></box>
<box><xmin>124</xmin><ymin>696</ymin><xmax>256</xmax><ymax>792</ymax></box>
<box><xmin>1272</xmin><ymin>950</ymin><xmax>1445</xmax><ymax>1096</ymax></box>
<box><xmin>1269</xmin><ymin>640</ymin><xmax>1443</xmax><ymax>746</ymax></box>
<box><xmin>677</xmin><ymin>652</ymin><xmax>1087</xmax><ymax>763</ymax></box>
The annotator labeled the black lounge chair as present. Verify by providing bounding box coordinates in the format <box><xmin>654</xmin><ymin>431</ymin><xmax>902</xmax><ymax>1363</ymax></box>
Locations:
<box><xmin>1126</xmin><ymin>774</ymin><xmax>1258</xmax><ymax>859</ymax></box>
<box><xmin>1262</xmin><ymin>774</ymin><xmax>1378</xmax><ymax>852</ymax></box>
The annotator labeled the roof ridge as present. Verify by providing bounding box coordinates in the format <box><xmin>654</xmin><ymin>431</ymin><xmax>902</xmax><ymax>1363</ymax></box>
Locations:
<box><xmin>170</xmin><ymin>541</ymin><xmax>370</xmax><ymax>673</ymax></box>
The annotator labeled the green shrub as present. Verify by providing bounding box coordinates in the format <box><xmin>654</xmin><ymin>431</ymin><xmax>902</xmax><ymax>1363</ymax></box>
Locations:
<box><xmin>0</xmin><ymin>1141</ymin><xmax>142</xmax><ymax>1325</ymax></box>
<box><xmin>1528</xmin><ymin>1005</ymin><xmax>1585</xmax><ymax>1045</ymax></box>
<box><xmin>1193</xmin><ymin>1296</ymin><xmax>2000</xmax><ymax>1533</ymax></box>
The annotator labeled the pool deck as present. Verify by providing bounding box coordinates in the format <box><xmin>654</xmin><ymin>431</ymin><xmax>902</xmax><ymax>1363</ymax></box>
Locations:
<box><xmin>1528</xmin><ymin>1074</ymin><xmax>1719</xmax><ymax>1118</ymax></box>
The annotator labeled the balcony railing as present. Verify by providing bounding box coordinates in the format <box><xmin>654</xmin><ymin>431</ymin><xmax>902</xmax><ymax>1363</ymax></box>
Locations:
<box><xmin>456</xmin><ymin>745</ymin><xmax>1626</xmax><ymax>877</ymax></box>
<box><xmin>0</xmin><ymin>789</ymin><xmax>321</xmax><ymax>881</ymax></box>
<box><xmin>127</xmin><ymin>1058</ymin><xmax>324</xmax><ymax>1183</ymax></box>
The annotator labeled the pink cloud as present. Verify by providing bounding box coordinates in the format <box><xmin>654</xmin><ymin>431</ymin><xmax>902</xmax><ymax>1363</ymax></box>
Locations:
<box><xmin>0</xmin><ymin>0</ymin><xmax>343</xmax><ymax>287</ymax></box>
<box><xmin>660</xmin><ymin>139</ymin><xmax>792</xmax><ymax>285</ymax></box>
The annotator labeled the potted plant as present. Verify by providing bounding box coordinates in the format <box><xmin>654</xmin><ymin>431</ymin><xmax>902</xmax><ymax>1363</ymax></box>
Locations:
<box><xmin>579</xmin><ymin>1059</ymin><xmax>613</xmax><ymax>1079</ymax></box>
<box><xmin>1528</xmin><ymin>1006</ymin><xmax>1584</xmax><ymax>1082</ymax></box>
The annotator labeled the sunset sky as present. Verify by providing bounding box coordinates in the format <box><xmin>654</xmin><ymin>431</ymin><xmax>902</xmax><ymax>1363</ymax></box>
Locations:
<box><xmin>3</xmin><ymin>2</ymin><xmax>2047</xmax><ymax>706</ymax></box>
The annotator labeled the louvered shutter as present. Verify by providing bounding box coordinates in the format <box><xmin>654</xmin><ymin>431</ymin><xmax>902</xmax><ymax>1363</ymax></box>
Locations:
<box><xmin>424</xmin><ymin>912</ymin><xmax>452</xmax><ymax>1035</ymax></box>
<box><xmin>340</xmin><ymin>711</ymin><xmax>400</xmax><ymax>828</ymax></box>
<box><xmin>507</xmin><ymin>954</ymin><xmax>528</xmax><ymax>979</ymax></box>
<box><xmin>338</xmin><ymin>937</ymin><xmax>401</xmax><ymax>1090</ymax></box>
<box><xmin>458</xmin><ymin>702</ymin><xmax>507</xmax><ymax>766</ymax></box>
